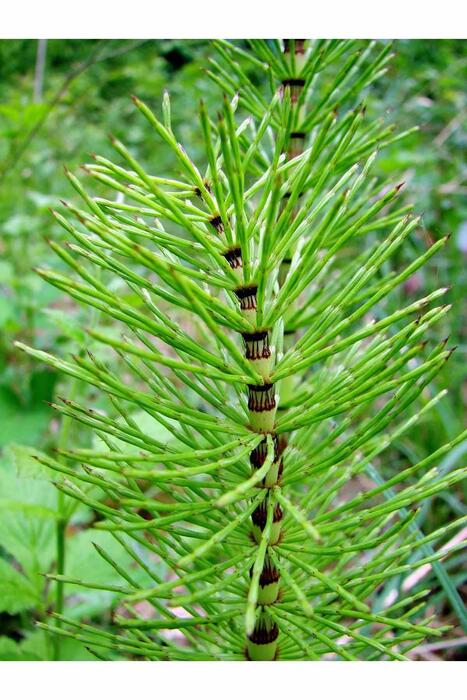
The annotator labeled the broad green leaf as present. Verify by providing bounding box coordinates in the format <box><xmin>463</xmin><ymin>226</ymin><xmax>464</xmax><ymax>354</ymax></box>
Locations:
<box><xmin>0</xmin><ymin>636</ymin><xmax>43</xmax><ymax>661</ymax></box>
<box><xmin>0</xmin><ymin>449</ymin><xmax>57</xmax><ymax>581</ymax></box>
<box><xmin>0</xmin><ymin>559</ymin><xmax>40</xmax><ymax>614</ymax></box>
<box><xmin>0</xmin><ymin>386</ymin><xmax>52</xmax><ymax>448</ymax></box>
<box><xmin>0</xmin><ymin>631</ymin><xmax>95</xmax><ymax>661</ymax></box>
<box><xmin>19</xmin><ymin>630</ymin><xmax>95</xmax><ymax>661</ymax></box>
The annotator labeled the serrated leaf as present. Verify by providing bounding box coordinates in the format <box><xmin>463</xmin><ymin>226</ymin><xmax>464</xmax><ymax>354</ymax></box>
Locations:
<box><xmin>0</xmin><ymin>386</ymin><xmax>51</xmax><ymax>448</ymax></box>
<box><xmin>20</xmin><ymin>629</ymin><xmax>95</xmax><ymax>661</ymax></box>
<box><xmin>0</xmin><ymin>559</ymin><xmax>39</xmax><ymax>614</ymax></box>
<box><xmin>0</xmin><ymin>631</ymin><xmax>95</xmax><ymax>661</ymax></box>
<box><xmin>5</xmin><ymin>443</ymin><xmax>52</xmax><ymax>480</ymax></box>
<box><xmin>0</xmin><ymin>636</ymin><xmax>43</xmax><ymax>661</ymax></box>
<box><xmin>0</xmin><ymin>451</ymin><xmax>57</xmax><ymax>580</ymax></box>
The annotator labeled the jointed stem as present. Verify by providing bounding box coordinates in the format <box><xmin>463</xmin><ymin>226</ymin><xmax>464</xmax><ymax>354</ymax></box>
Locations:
<box><xmin>229</xmin><ymin>39</ymin><xmax>310</xmax><ymax>661</ymax></box>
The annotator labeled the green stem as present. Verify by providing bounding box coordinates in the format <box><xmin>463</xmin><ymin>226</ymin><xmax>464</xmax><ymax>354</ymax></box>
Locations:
<box><xmin>52</xmin><ymin>517</ymin><xmax>66</xmax><ymax>660</ymax></box>
<box><xmin>241</xmin><ymin>38</ymin><xmax>310</xmax><ymax>662</ymax></box>
<box><xmin>278</xmin><ymin>40</ymin><xmax>307</xmax><ymax>408</ymax></box>
<box><xmin>52</xmin><ymin>375</ymin><xmax>80</xmax><ymax>660</ymax></box>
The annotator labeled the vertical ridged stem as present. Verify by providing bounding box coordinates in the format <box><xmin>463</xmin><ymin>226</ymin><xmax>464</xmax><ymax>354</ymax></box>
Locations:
<box><xmin>242</xmin><ymin>38</ymin><xmax>308</xmax><ymax>662</ymax></box>
<box><xmin>279</xmin><ymin>40</ymin><xmax>307</xmax><ymax>408</ymax></box>
<box><xmin>223</xmin><ymin>261</ymin><xmax>282</xmax><ymax>659</ymax></box>
<box><xmin>279</xmin><ymin>39</ymin><xmax>305</xmax><ymax>410</ymax></box>
<box><xmin>245</xmin><ymin>330</ymin><xmax>282</xmax><ymax>660</ymax></box>
<box><xmin>216</xmin><ymin>41</ymin><xmax>308</xmax><ymax>660</ymax></box>
<box><xmin>243</xmin><ymin>40</ymin><xmax>308</xmax><ymax>660</ymax></box>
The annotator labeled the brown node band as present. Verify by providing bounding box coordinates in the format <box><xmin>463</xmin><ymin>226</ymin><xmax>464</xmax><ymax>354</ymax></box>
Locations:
<box><xmin>242</xmin><ymin>330</ymin><xmax>271</xmax><ymax>361</ymax></box>
<box><xmin>242</xmin><ymin>330</ymin><xmax>269</xmax><ymax>342</ymax></box>
<box><xmin>290</xmin><ymin>131</ymin><xmax>305</xmax><ymax>139</ymax></box>
<box><xmin>234</xmin><ymin>285</ymin><xmax>258</xmax><ymax>311</ymax></box>
<box><xmin>277</xmin><ymin>458</ymin><xmax>284</xmax><ymax>481</ymax></box>
<box><xmin>252</xmin><ymin>501</ymin><xmax>283</xmax><ymax>530</ymax></box>
<box><xmin>235</xmin><ymin>285</ymin><xmax>258</xmax><ymax>300</ymax></box>
<box><xmin>222</xmin><ymin>247</ymin><xmax>242</xmax><ymax>269</ymax></box>
<box><xmin>248</xmin><ymin>620</ymin><xmax>279</xmax><ymax>645</ymax></box>
<box><xmin>209</xmin><ymin>215</ymin><xmax>224</xmax><ymax>235</ymax></box>
<box><xmin>281</xmin><ymin>78</ymin><xmax>305</xmax><ymax>104</ymax></box>
<box><xmin>282</xmin><ymin>192</ymin><xmax>304</xmax><ymax>200</ymax></box>
<box><xmin>194</xmin><ymin>180</ymin><xmax>212</xmax><ymax>198</ymax></box>
<box><xmin>259</xmin><ymin>563</ymin><xmax>280</xmax><ymax>587</ymax></box>
<box><xmin>250</xmin><ymin>434</ymin><xmax>279</xmax><ymax>468</ymax></box>
<box><xmin>283</xmin><ymin>39</ymin><xmax>306</xmax><ymax>54</ymax></box>
<box><xmin>249</xmin><ymin>559</ymin><xmax>280</xmax><ymax>586</ymax></box>
<box><xmin>281</xmin><ymin>78</ymin><xmax>306</xmax><ymax>88</ymax></box>
<box><xmin>248</xmin><ymin>383</ymin><xmax>276</xmax><ymax>412</ymax></box>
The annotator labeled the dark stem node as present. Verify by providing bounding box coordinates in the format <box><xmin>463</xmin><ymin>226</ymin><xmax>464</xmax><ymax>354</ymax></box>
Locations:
<box><xmin>209</xmin><ymin>215</ymin><xmax>224</xmax><ymax>235</ymax></box>
<box><xmin>252</xmin><ymin>500</ymin><xmax>283</xmax><ymax>530</ymax></box>
<box><xmin>248</xmin><ymin>619</ymin><xmax>279</xmax><ymax>645</ymax></box>
<box><xmin>234</xmin><ymin>285</ymin><xmax>258</xmax><ymax>311</ymax></box>
<box><xmin>248</xmin><ymin>383</ymin><xmax>276</xmax><ymax>412</ymax></box>
<box><xmin>242</xmin><ymin>330</ymin><xmax>271</xmax><ymax>361</ymax></box>
<box><xmin>222</xmin><ymin>246</ymin><xmax>242</xmax><ymax>269</ymax></box>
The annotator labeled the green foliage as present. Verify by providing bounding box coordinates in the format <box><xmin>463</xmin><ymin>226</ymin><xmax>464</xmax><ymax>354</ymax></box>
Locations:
<box><xmin>1</xmin><ymin>39</ymin><xmax>465</xmax><ymax>661</ymax></box>
<box><xmin>0</xmin><ymin>39</ymin><xmax>212</xmax><ymax>426</ymax></box>
<box><xmin>0</xmin><ymin>559</ymin><xmax>40</xmax><ymax>615</ymax></box>
<box><xmin>374</xmin><ymin>40</ymin><xmax>467</xmax><ymax>460</ymax></box>
<box><xmin>0</xmin><ymin>441</ymin><xmax>161</xmax><ymax>659</ymax></box>
<box><xmin>0</xmin><ymin>446</ymin><xmax>57</xmax><ymax>579</ymax></box>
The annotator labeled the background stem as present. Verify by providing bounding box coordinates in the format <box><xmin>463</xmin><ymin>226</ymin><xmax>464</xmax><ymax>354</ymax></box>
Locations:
<box><xmin>33</xmin><ymin>39</ymin><xmax>47</xmax><ymax>103</ymax></box>
<box><xmin>52</xmin><ymin>376</ymin><xmax>80</xmax><ymax>660</ymax></box>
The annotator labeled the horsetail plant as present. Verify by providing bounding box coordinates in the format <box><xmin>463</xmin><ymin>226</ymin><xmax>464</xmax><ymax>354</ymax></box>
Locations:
<box><xmin>17</xmin><ymin>39</ymin><xmax>466</xmax><ymax>661</ymax></box>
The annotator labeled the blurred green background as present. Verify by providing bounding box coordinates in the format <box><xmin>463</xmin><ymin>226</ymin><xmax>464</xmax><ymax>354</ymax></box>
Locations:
<box><xmin>0</xmin><ymin>39</ymin><xmax>465</xmax><ymax>660</ymax></box>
